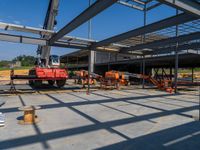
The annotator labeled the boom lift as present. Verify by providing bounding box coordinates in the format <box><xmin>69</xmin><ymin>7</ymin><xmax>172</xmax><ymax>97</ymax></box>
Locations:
<box><xmin>100</xmin><ymin>71</ymin><xmax>130</xmax><ymax>89</ymax></box>
<box><xmin>99</xmin><ymin>70</ymin><xmax>173</xmax><ymax>92</ymax></box>
<box><xmin>73</xmin><ymin>70</ymin><xmax>102</xmax><ymax>87</ymax></box>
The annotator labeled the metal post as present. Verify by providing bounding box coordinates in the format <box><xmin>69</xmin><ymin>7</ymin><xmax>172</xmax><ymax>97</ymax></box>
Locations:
<box><xmin>87</xmin><ymin>51</ymin><xmax>91</xmax><ymax>94</ymax></box>
<box><xmin>87</xmin><ymin>0</ymin><xmax>92</xmax><ymax>94</ymax></box>
<box><xmin>199</xmin><ymin>86</ymin><xmax>200</xmax><ymax>120</ymax></box>
<box><xmin>66</xmin><ymin>56</ymin><xmax>68</xmax><ymax>68</ymax></box>
<box><xmin>142</xmin><ymin>56</ymin><xmax>145</xmax><ymax>89</ymax></box>
<box><xmin>192</xmin><ymin>67</ymin><xmax>194</xmax><ymax>83</ymax></box>
<box><xmin>76</xmin><ymin>56</ymin><xmax>78</xmax><ymax>71</ymax></box>
<box><xmin>88</xmin><ymin>0</ymin><xmax>94</xmax><ymax>73</ymax></box>
<box><xmin>170</xmin><ymin>67</ymin><xmax>172</xmax><ymax>80</ymax></box>
<box><xmin>152</xmin><ymin>68</ymin><xmax>155</xmax><ymax>77</ymax></box>
<box><xmin>108</xmin><ymin>53</ymin><xmax>111</xmax><ymax>71</ymax></box>
<box><xmin>174</xmin><ymin>9</ymin><xmax>179</xmax><ymax>93</ymax></box>
<box><xmin>142</xmin><ymin>4</ymin><xmax>147</xmax><ymax>89</ymax></box>
<box><xmin>140</xmin><ymin>61</ymin><xmax>143</xmax><ymax>84</ymax></box>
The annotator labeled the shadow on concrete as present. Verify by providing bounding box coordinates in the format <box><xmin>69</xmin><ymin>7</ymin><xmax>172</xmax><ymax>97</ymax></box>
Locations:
<box><xmin>96</xmin><ymin>121</ymin><xmax>200</xmax><ymax>150</ymax></box>
<box><xmin>15</xmin><ymin>95</ymin><xmax>51</xmax><ymax>149</ymax></box>
<box><xmin>0</xmin><ymin>91</ymin><xmax>199</xmax><ymax>149</ymax></box>
<box><xmin>0</xmin><ymin>92</ymin><xmax>174</xmax><ymax>114</ymax></box>
<box><xmin>0</xmin><ymin>83</ymin><xmax>82</xmax><ymax>95</ymax></box>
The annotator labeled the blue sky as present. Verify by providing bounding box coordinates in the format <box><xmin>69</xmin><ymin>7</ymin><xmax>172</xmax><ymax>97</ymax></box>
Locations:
<box><xmin>0</xmin><ymin>0</ymin><xmax>176</xmax><ymax>60</ymax></box>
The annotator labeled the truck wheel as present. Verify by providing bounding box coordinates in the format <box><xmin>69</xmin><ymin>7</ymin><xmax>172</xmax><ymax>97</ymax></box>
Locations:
<box><xmin>48</xmin><ymin>80</ymin><xmax>55</xmax><ymax>86</ymax></box>
<box><xmin>34</xmin><ymin>80</ymin><xmax>42</xmax><ymax>87</ymax></box>
<box><xmin>28</xmin><ymin>69</ymin><xmax>35</xmax><ymax>86</ymax></box>
<box><xmin>56</xmin><ymin>79</ymin><xmax>66</xmax><ymax>88</ymax></box>
<box><xmin>29</xmin><ymin>80</ymin><xmax>34</xmax><ymax>86</ymax></box>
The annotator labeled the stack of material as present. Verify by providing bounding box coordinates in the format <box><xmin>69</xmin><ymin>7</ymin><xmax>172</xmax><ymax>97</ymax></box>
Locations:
<box><xmin>0</xmin><ymin>112</ymin><xmax>5</xmax><ymax>127</ymax></box>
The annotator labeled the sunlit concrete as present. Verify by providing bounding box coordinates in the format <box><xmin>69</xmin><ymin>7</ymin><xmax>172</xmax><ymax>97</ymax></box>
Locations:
<box><xmin>0</xmin><ymin>88</ymin><xmax>200</xmax><ymax>150</ymax></box>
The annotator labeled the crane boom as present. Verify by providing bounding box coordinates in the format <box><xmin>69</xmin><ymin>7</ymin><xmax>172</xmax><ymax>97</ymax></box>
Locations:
<box><xmin>37</xmin><ymin>0</ymin><xmax>59</xmax><ymax>67</ymax></box>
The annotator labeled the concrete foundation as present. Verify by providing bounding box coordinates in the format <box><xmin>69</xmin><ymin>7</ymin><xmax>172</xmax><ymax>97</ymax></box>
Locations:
<box><xmin>0</xmin><ymin>88</ymin><xmax>200</xmax><ymax>150</ymax></box>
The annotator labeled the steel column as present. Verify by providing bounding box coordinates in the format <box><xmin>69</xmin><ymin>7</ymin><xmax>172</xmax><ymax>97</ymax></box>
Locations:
<box><xmin>170</xmin><ymin>67</ymin><xmax>172</xmax><ymax>80</ymax></box>
<box><xmin>88</xmin><ymin>0</ymin><xmax>92</xmax><ymax>94</ymax></box>
<box><xmin>174</xmin><ymin>39</ymin><xmax>179</xmax><ymax>94</ymax></box>
<box><xmin>142</xmin><ymin>4</ymin><xmax>147</xmax><ymax>89</ymax></box>
<box><xmin>174</xmin><ymin>10</ymin><xmax>179</xmax><ymax>93</ymax></box>
<box><xmin>108</xmin><ymin>53</ymin><xmax>111</xmax><ymax>71</ymax></box>
<box><xmin>142</xmin><ymin>56</ymin><xmax>145</xmax><ymax>89</ymax></box>
<box><xmin>76</xmin><ymin>56</ymin><xmax>79</xmax><ymax>71</ymax></box>
<box><xmin>87</xmin><ymin>51</ymin><xmax>91</xmax><ymax>94</ymax></box>
<box><xmin>192</xmin><ymin>67</ymin><xmax>194</xmax><ymax>83</ymax></box>
<box><xmin>140</xmin><ymin>61</ymin><xmax>143</xmax><ymax>84</ymax></box>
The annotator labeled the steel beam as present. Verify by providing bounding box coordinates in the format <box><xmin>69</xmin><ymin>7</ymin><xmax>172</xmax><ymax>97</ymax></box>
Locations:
<box><xmin>0</xmin><ymin>33</ymin><xmax>47</xmax><ymax>45</ymax></box>
<box><xmin>121</xmin><ymin>32</ymin><xmax>200</xmax><ymax>52</ymax></box>
<box><xmin>0</xmin><ymin>22</ymin><xmax>53</xmax><ymax>35</ymax></box>
<box><xmin>144</xmin><ymin>42</ymin><xmax>200</xmax><ymax>55</ymax></box>
<box><xmin>131</xmin><ymin>0</ymin><xmax>145</xmax><ymax>5</ymax></box>
<box><xmin>0</xmin><ymin>32</ymin><xmax>127</xmax><ymax>53</ymax></box>
<box><xmin>158</xmin><ymin>0</ymin><xmax>200</xmax><ymax>17</ymax></box>
<box><xmin>49</xmin><ymin>0</ymin><xmax>118</xmax><ymax>45</ymax></box>
<box><xmin>0</xmin><ymin>32</ymin><xmax>90</xmax><ymax>50</ymax></box>
<box><xmin>92</xmin><ymin>13</ymin><xmax>197</xmax><ymax>48</ymax></box>
<box><xmin>52</xmin><ymin>41</ymin><xmax>89</xmax><ymax>49</ymax></box>
<box><xmin>0</xmin><ymin>22</ymin><xmax>96</xmax><ymax>44</ymax></box>
<box><xmin>147</xmin><ymin>2</ymin><xmax>162</xmax><ymax>11</ymax></box>
<box><xmin>118</xmin><ymin>1</ymin><xmax>144</xmax><ymax>11</ymax></box>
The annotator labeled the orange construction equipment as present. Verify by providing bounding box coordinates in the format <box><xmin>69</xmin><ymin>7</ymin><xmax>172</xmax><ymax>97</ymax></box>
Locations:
<box><xmin>74</xmin><ymin>70</ymin><xmax>97</xmax><ymax>86</ymax></box>
<box><xmin>10</xmin><ymin>55</ymin><xmax>68</xmax><ymax>88</ymax></box>
<box><xmin>140</xmin><ymin>74</ymin><xmax>174</xmax><ymax>93</ymax></box>
<box><xmin>100</xmin><ymin>70</ymin><xmax>130</xmax><ymax>89</ymax></box>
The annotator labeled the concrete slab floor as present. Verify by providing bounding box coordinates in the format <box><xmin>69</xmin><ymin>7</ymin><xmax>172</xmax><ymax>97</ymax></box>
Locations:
<box><xmin>0</xmin><ymin>89</ymin><xmax>200</xmax><ymax>150</ymax></box>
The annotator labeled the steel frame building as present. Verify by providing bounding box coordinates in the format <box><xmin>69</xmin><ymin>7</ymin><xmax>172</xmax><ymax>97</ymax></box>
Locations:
<box><xmin>0</xmin><ymin>0</ymin><xmax>199</xmax><ymax>93</ymax></box>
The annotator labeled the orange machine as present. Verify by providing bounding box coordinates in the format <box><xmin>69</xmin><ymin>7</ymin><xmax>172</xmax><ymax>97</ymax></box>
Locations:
<box><xmin>11</xmin><ymin>55</ymin><xmax>68</xmax><ymax>88</ymax></box>
<box><xmin>100</xmin><ymin>70</ymin><xmax>130</xmax><ymax>89</ymax></box>
<box><xmin>139</xmin><ymin>74</ymin><xmax>173</xmax><ymax>93</ymax></box>
<box><xmin>105</xmin><ymin>71</ymin><xmax>130</xmax><ymax>85</ymax></box>
<box><xmin>74</xmin><ymin>70</ymin><xmax>96</xmax><ymax>86</ymax></box>
<box><xmin>28</xmin><ymin>67</ymin><xmax>68</xmax><ymax>88</ymax></box>
<box><xmin>11</xmin><ymin>67</ymin><xmax>68</xmax><ymax>88</ymax></box>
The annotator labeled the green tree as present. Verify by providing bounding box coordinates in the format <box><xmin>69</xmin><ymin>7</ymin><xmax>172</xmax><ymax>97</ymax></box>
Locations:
<box><xmin>0</xmin><ymin>60</ymin><xmax>10</xmax><ymax>67</ymax></box>
<box><xmin>12</xmin><ymin>55</ymin><xmax>35</xmax><ymax>66</ymax></box>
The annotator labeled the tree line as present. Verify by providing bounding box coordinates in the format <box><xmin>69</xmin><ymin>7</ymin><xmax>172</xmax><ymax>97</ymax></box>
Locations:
<box><xmin>0</xmin><ymin>55</ymin><xmax>35</xmax><ymax>68</ymax></box>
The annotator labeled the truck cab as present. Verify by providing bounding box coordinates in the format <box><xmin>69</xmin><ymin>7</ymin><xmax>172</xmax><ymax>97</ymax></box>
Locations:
<box><xmin>49</xmin><ymin>55</ymin><xmax>60</xmax><ymax>67</ymax></box>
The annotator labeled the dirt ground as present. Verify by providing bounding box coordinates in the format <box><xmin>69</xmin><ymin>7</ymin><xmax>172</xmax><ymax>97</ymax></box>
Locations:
<box><xmin>0</xmin><ymin>69</ymin><xmax>29</xmax><ymax>84</ymax></box>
